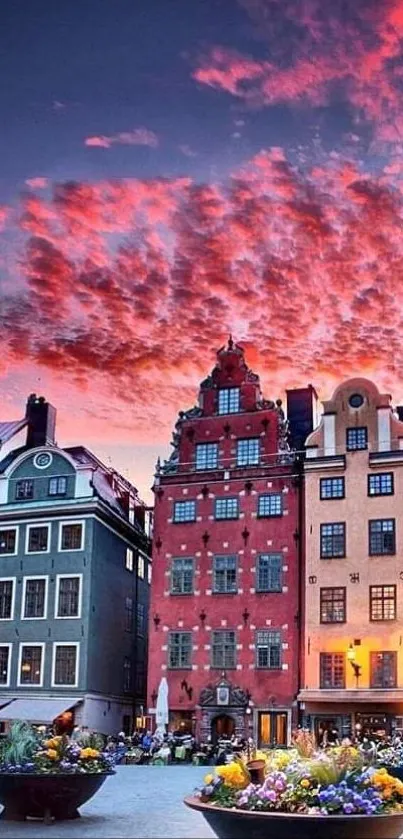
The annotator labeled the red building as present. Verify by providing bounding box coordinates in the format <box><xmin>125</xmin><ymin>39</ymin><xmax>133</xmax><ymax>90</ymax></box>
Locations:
<box><xmin>148</xmin><ymin>339</ymin><xmax>308</xmax><ymax>746</ymax></box>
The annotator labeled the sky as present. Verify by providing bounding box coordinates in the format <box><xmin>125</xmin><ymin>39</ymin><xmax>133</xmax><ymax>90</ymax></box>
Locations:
<box><xmin>2</xmin><ymin>0</ymin><xmax>403</xmax><ymax>501</ymax></box>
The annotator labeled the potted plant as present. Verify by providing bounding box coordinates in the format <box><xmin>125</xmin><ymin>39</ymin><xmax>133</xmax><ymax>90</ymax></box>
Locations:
<box><xmin>184</xmin><ymin>736</ymin><xmax>403</xmax><ymax>839</ymax></box>
<box><xmin>0</xmin><ymin>721</ymin><xmax>115</xmax><ymax>822</ymax></box>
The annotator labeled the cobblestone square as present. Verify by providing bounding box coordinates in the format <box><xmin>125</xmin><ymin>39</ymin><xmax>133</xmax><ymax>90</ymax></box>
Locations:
<box><xmin>0</xmin><ymin>766</ymin><xmax>215</xmax><ymax>839</ymax></box>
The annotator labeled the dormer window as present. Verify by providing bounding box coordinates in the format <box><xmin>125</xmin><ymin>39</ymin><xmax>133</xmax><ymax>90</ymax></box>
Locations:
<box><xmin>218</xmin><ymin>388</ymin><xmax>240</xmax><ymax>415</ymax></box>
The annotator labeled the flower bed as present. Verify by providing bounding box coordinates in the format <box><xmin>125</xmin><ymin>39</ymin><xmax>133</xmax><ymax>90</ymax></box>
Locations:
<box><xmin>0</xmin><ymin>722</ymin><xmax>115</xmax><ymax>821</ymax></box>
<box><xmin>184</xmin><ymin>735</ymin><xmax>403</xmax><ymax>839</ymax></box>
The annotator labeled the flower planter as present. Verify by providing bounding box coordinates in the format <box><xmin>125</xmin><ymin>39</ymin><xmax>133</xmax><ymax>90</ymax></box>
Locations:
<box><xmin>0</xmin><ymin>771</ymin><xmax>113</xmax><ymax>822</ymax></box>
<box><xmin>184</xmin><ymin>796</ymin><xmax>403</xmax><ymax>839</ymax></box>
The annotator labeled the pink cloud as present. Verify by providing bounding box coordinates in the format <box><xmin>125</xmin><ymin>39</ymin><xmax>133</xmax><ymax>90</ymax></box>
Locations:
<box><xmin>25</xmin><ymin>178</ymin><xmax>49</xmax><ymax>189</ymax></box>
<box><xmin>85</xmin><ymin>127</ymin><xmax>159</xmax><ymax>149</ymax></box>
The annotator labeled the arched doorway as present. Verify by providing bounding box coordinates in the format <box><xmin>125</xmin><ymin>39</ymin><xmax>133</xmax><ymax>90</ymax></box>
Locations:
<box><xmin>211</xmin><ymin>713</ymin><xmax>235</xmax><ymax>743</ymax></box>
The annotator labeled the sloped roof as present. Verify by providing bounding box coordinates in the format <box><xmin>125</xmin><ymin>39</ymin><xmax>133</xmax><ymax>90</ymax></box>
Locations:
<box><xmin>0</xmin><ymin>418</ymin><xmax>27</xmax><ymax>446</ymax></box>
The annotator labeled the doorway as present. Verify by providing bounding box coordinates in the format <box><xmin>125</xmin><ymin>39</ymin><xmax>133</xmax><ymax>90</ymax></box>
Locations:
<box><xmin>258</xmin><ymin>711</ymin><xmax>288</xmax><ymax>747</ymax></box>
<box><xmin>211</xmin><ymin>714</ymin><xmax>235</xmax><ymax>742</ymax></box>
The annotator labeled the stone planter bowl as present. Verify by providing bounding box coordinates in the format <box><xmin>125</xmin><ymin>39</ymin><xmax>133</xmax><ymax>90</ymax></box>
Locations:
<box><xmin>0</xmin><ymin>771</ymin><xmax>113</xmax><ymax>822</ymax></box>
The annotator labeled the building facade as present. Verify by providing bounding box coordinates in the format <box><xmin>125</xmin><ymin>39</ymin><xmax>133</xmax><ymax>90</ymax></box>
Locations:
<box><xmin>299</xmin><ymin>378</ymin><xmax>403</xmax><ymax>741</ymax></box>
<box><xmin>0</xmin><ymin>395</ymin><xmax>151</xmax><ymax>735</ymax></box>
<box><xmin>148</xmin><ymin>339</ymin><xmax>311</xmax><ymax>746</ymax></box>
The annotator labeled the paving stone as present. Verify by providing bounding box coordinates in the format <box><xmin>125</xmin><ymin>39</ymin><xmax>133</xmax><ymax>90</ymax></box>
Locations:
<box><xmin>0</xmin><ymin>766</ymin><xmax>215</xmax><ymax>838</ymax></box>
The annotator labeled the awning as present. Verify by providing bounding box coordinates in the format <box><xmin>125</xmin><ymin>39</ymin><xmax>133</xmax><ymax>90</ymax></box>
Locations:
<box><xmin>0</xmin><ymin>698</ymin><xmax>80</xmax><ymax>723</ymax></box>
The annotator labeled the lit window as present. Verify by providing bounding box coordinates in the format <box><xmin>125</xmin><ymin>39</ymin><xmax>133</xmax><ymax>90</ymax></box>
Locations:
<box><xmin>137</xmin><ymin>555</ymin><xmax>145</xmax><ymax>578</ymax></box>
<box><xmin>48</xmin><ymin>477</ymin><xmax>67</xmax><ymax>496</ymax></box>
<box><xmin>0</xmin><ymin>580</ymin><xmax>14</xmax><ymax>620</ymax></box>
<box><xmin>0</xmin><ymin>529</ymin><xmax>17</xmax><ymax>555</ymax></box>
<box><xmin>218</xmin><ymin>388</ymin><xmax>240</xmax><ymax>415</ymax></box>
<box><xmin>214</xmin><ymin>498</ymin><xmax>239</xmax><ymax>519</ymax></box>
<box><xmin>320</xmin><ymin>478</ymin><xmax>345</xmax><ymax>500</ymax></box>
<box><xmin>368</xmin><ymin>473</ymin><xmax>394</xmax><ymax>496</ymax></box>
<box><xmin>53</xmin><ymin>644</ymin><xmax>78</xmax><ymax>686</ymax></box>
<box><xmin>195</xmin><ymin>443</ymin><xmax>218</xmax><ymax>471</ymax></box>
<box><xmin>369</xmin><ymin>519</ymin><xmax>395</xmax><ymax>555</ymax></box>
<box><xmin>213</xmin><ymin>556</ymin><xmax>237</xmax><ymax>593</ymax></box>
<box><xmin>126</xmin><ymin>548</ymin><xmax>134</xmax><ymax>571</ymax></box>
<box><xmin>56</xmin><ymin>576</ymin><xmax>80</xmax><ymax>618</ymax></box>
<box><xmin>171</xmin><ymin>558</ymin><xmax>194</xmax><ymax>594</ymax></box>
<box><xmin>19</xmin><ymin>645</ymin><xmax>43</xmax><ymax>685</ymax></box>
<box><xmin>346</xmin><ymin>427</ymin><xmax>368</xmax><ymax>451</ymax></box>
<box><xmin>168</xmin><ymin>632</ymin><xmax>192</xmax><ymax>668</ymax></box>
<box><xmin>211</xmin><ymin>631</ymin><xmax>236</xmax><ymax>669</ymax></box>
<box><xmin>237</xmin><ymin>438</ymin><xmax>259</xmax><ymax>467</ymax></box>
<box><xmin>60</xmin><ymin>523</ymin><xmax>83</xmax><ymax>551</ymax></box>
<box><xmin>173</xmin><ymin>500</ymin><xmax>196</xmax><ymax>523</ymax></box>
<box><xmin>258</xmin><ymin>494</ymin><xmax>282</xmax><ymax>517</ymax></box>
<box><xmin>256</xmin><ymin>631</ymin><xmax>281</xmax><ymax>669</ymax></box>
<box><xmin>320</xmin><ymin>588</ymin><xmax>346</xmax><ymax>623</ymax></box>
<box><xmin>320</xmin><ymin>523</ymin><xmax>345</xmax><ymax>558</ymax></box>
<box><xmin>320</xmin><ymin>653</ymin><xmax>345</xmax><ymax>688</ymax></box>
<box><xmin>256</xmin><ymin>555</ymin><xmax>282</xmax><ymax>592</ymax></box>
<box><xmin>370</xmin><ymin>585</ymin><xmax>396</xmax><ymax>621</ymax></box>
<box><xmin>147</xmin><ymin>563</ymin><xmax>152</xmax><ymax>584</ymax></box>
<box><xmin>23</xmin><ymin>578</ymin><xmax>47</xmax><ymax>619</ymax></box>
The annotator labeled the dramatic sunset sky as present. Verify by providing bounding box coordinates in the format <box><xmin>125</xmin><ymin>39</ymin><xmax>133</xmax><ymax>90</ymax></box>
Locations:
<box><xmin>1</xmin><ymin>0</ymin><xmax>403</xmax><ymax>500</ymax></box>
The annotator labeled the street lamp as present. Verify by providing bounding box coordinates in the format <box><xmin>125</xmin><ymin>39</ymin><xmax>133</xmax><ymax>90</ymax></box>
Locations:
<box><xmin>347</xmin><ymin>644</ymin><xmax>362</xmax><ymax>688</ymax></box>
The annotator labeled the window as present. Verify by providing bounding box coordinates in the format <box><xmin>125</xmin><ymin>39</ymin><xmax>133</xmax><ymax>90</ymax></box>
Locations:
<box><xmin>256</xmin><ymin>555</ymin><xmax>282</xmax><ymax>592</ymax></box>
<box><xmin>218</xmin><ymin>388</ymin><xmax>240</xmax><ymax>415</ymax></box>
<box><xmin>0</xmin><ymin>646</ymin><xmax>11</xmax><ymax>686</ymax></box>
<box><xmin>320</xmin><ymin>523</ymin><xmax>346</xmax><ymax>558</ymax></box>
<box><xmin>137</xmin><ymin>603</ymin><xmax>145</xmax><ymax>636</ymax></box>
<box><xmin>370</xmin><ymin>585</ymin><xmax>396</xmax><ymax>621</ymax></box>
<box><xmin>320</xmin><ymin>587</ymin><xmax>346</xmax><ymax>623</ymax></box>
<box><xmin>256</xmin><ymin>630</ymin><xmax>281</xmax><ymax>669</ymax></box>
<box><xmin>48</xmin><ymin>477</ymin><xmax>67</xmax><ymax>496</ymax></box>
<box><xmin>168</xmin><ymin>632</ymin><xmax>192</xmax><ymax>668</ymax></box>
<box><xmin>320</xmin><ymin>478</ymin><xmax>345</xmax><ymax>500</ymax></box>
<box><xmin>258</xmin><ymin>494</ymin><xmax>283</xmax><ymax>517</ymax></box>
<box><xmin>19</xmin><ymin>644</ymin><xmax>44</xmax><ymax>686</ymax></box>
<box><xmin>147</xmin><ymin>563</ymin><xmax>152</xmax><ymax>584</ymax></box>
<box><xmin>53</xmin><ymin>644</ymin><xmax>79</xmax><ymax>687</ymax></box>
<box><xmin>370</xmin><ymin>651</ymin><xmax>397</xmax><ymax>688</ymax></box>
<box><xmin>56</xmin><ymin>576</ymin><xmax>81</xmax><ymax>618</ymax></box>
<box><xmin>123</xmin><ymin>657</ymin><xmax>132</xmax><ymax>691</ymax></box>
<box><xmin>137</xmin><ymin>555</ymin><xmax>145</xmax><ymax>578</ymax></box>
<box><xmin>320</xmin><ymin>653</ymin><xmax>345</xmax><ymax>688</ymax></box>
<box><xmin>15</xmin><ymin>480</ymin><xmax>33</xmax><ymax>500</ymax></box>
<box><xmin>368</xmin><ymin>473</ymin><xmax>394</xmax><ymax>496</ymax></box>
<box><xmin>215</xmin><ymin>497</ymin><xmax>239</xmax><ymax>520</ymax></box>
<box><xmin>60</xmin><ymin>523</ymin><xmax>83</xmax><ymax>551</ymax></box>
<box><xmin>346</xmin><ymin>427</ymin><xmax>368</xmax><ymax>451</ymax></box>
<box><xmin>237</xmin><ymin>438</ymin><xmax>260</xmax><ymax>467</ymax></box>
<box><xmin>349</xmin><ymin>393</ymin><xmax>364</xmax><ymax>409</ymax></box>
<box><xmin>0</xmin><ymin>580</ymin><xmax>14</xmax><ymax>620</ymax></box>
<box><xmin>171</xmin><ymin>558</ymin><xmax>194</xmax><ymax>594</ymax></box>
<box><xmin>195</xmin><ymin>443</ymin><xmax>218</xmax><ymax>471</ymax></box>
<box><xmin>213</xmin><ymin>556</ymin><xmax>237</xmax><ymax>593</ymax></box>
<box><xmin>0</xmin><ymin>528</ymin><xmax>17</xmax><ymax>555</ymax></box>
<box><xmin>212</xmin><ymin>630</ymin><xmax>236</xmax><ymax>669</ymax></box>
<box><xmin>126</xmin><ymin>548</ymin><xmax>134</xmax><ymax>571</ymax></box>
<box><xmin>27</xmin><ymin>525</ymin><xmax>49</xmax><ymax>553</ymax></box>
<box><xmin>173</xmin><ymin>500</ymin><xmax>196</xmax><ymax>523</ymax></box>
<box><xmin>22</xmin><ymin>578</ymin><xmax>47</xmax><ymax>619</ymax></box>
<box><xmin>125</xmin><ymin>597</ymin><xmax>133</xmax><ymax>632</ymax></box>
<box><xmin>369</xmin><ymin>519</ymin><xmax>395</xmax><ymax>555</ymax></box>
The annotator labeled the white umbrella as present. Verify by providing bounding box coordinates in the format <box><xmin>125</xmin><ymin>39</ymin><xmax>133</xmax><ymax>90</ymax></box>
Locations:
<box><xmin>155</xmin><ymin>677</ymin><xmax>169</xmax><ymax>735</ymax></box>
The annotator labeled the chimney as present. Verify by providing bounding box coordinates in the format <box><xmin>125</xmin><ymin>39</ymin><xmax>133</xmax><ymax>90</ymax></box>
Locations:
<box><xmin>25</xmin><ymin>394</ymin><xmax>56</xmax><ymax>448</ymax></box>
<box><xmin>396</xmin><ymin>406</ymin><xmax>403</xmax><ymax>423</ymax></box>
<box><xmin>286</xmin><ymin>384</ymin><xmax>319</xmax><ymax>453</ymax></box>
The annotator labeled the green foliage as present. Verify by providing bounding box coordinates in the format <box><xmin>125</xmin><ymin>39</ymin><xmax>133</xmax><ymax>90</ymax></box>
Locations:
<box><xmin>1</xmin><ymin>721</ymin><xmax>39</xmax><ymax>765</ymax></box>
<box><xmin>74</xmin><ymin>730</ymin><xmax>104</xmax><ymax>751</ymax></box>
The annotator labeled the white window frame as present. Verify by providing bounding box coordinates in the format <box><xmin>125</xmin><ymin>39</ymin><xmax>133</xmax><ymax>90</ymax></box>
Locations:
<box><xmin>126</xmin><ymin>547</ymin><xmax>134</xmax><ymax>571</ymax></box>
<box><xmin>17</xmin><ymin>642</ymin><xmax>45</xmax><ymax>687</ymax></box>
<box><xmin>0</xmin><ymin>643</ymin><xmax>12</xmax><ymax>687</ymax></box>
<box><xmin>0</xmin><ymin>577</ymin><xmax>16</xmax><ymax>621</ymax></box>
<box><xmin>137</xmin><ymin>554</ymin><xmax>145</xmax><ymax>579</ymax></box>
<box><xmin>54</xmin><ymin>573</ymin><xmax>83</xmax><ymax>619</ymax></box>
<box><xmin>0</xmin><ymin>526</ymin><xmax>19</xmax><ymax>557</ymax></box>
<box><xmin>25</xmin><ymin>523</ymin><xmax>51</xmax><ymax>555</ymax></box>
<box><xmin>21</xmin><ymin>575</ymin><xmax>49</xmax><ymax>620</ymax></box>
<box><xmin>51</xmin><ymin>641</ymin><xmax>80</xmax><ymax>688</ymax></box>
<box><xmin>58</xmin><ymin>520</ymin><xmax>85</xmax><ymax>552</ymax></box>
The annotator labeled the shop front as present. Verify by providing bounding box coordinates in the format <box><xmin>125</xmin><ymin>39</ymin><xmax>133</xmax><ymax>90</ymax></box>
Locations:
<box><xmin>300</xmin><ymin>694</ymin><xmax>403</xmax><ymax>743</ymax></box>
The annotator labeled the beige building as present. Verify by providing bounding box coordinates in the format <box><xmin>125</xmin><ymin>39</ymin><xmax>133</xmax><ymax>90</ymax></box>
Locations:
<box><xmin>299</xmin><ymin>378</ymin><xmax>403</xmax><ymax>741</ymax></box>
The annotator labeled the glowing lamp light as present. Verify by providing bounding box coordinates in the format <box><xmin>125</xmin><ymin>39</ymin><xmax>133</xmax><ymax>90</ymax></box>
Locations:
<box><xmin>21</xmin><ymin>663</ymin><xmax>31</xmax><ymax>673</ymax></box>
<box><xmin>347</xmin><ymin>644</ymin><xmax>356</xmax><ymax>662</ymax></box>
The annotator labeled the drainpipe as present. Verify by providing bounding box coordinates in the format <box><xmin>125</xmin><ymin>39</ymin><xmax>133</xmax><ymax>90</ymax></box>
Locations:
<box><xmin>296</xmin><ymin>453</ymin><xmax>304</xmax><ymax>728</ymax></box>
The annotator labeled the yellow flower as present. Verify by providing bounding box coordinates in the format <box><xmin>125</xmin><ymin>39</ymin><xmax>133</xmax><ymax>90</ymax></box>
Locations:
<box><xmin>300</xmin><ymin>778</ymin><xmax>310</xmax><ymax>788</ymax></box>
<box><xmin>204</xmin><ymin>774</ymin><xmax>214</xmax><ymax>785</ymax></box>
<box><xmin>80</xmin><ymin>747</ymin><xmax>99</xmax><ymax>759</ymax></box>
<box><xmin>44</xmin><ymin>738</ymin><xmax>58</xmax><ymax>749</ymax></box>
<box><xmin>216</xmin><ymin>762</ymin><xmax>248</xmax><ymax>789</ymax></box>
<box><xmin>46</xmin><ymin>749</ymin><xmax>58</xmax><ymax>760</ymax></box>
